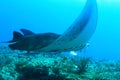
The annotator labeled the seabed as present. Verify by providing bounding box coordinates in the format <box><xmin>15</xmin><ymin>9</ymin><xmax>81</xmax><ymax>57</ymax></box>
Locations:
<box><xmin>0</xmin><ymin>47</ymin><xmax>120</xmax><ymax>80</ymax></box>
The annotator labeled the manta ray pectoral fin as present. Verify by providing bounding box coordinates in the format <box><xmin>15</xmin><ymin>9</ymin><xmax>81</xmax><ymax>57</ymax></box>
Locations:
<box><xmin>38</xmin><ymin>0</ymin><xmax>98</xmax><ymax>52</ymax></box>
<box><xmin>20</xmin><ymin>28</ymin><xmax>35</xmax><ymax>36</ymax></box>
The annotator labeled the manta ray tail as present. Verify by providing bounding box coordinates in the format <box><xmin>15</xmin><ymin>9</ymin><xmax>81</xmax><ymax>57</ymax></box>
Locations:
<box><xmin>0</xmin><ymin>31</ymin><xmax>23</xmax><ymax>43</ymax></box>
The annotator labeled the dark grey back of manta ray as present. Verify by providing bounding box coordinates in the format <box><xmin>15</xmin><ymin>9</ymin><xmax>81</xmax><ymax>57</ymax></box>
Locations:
<box><xmin>8</xmin><ymin>29</ymin><xmax>61</xmax><ymax>51</ymax></box>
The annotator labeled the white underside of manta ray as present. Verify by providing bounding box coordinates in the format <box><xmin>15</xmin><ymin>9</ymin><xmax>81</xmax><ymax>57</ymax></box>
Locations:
<box><xmin>39</xmin><ymin>0</ymin><xmax>98</xmax><ymax>52</ymax></box>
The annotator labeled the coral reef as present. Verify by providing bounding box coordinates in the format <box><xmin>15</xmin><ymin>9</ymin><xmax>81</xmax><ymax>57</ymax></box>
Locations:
<box><xmin>0</xmin><ymin>47</ymin><xmax>120</xmax><ymax>80</ymax></box>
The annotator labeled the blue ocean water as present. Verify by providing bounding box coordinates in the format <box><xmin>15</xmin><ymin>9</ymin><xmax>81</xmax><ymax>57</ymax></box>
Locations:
<box><xmin>0</xmin><ymin>0</ymin><xmax>120</xmax><ymax>60</ymax></box>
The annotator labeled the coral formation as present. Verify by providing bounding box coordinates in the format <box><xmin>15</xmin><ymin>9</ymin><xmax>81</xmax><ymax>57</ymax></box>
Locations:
<box><xmin>0</xmin><ymin>47</ymin><xmax>120</xmax><ymax>80</ymax></box>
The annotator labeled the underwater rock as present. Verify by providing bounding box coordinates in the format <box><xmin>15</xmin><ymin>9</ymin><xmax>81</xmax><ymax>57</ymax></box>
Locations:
<box><xmin>16</xmin><ymin>65</ymin><xmax>49</xmax><ymax>80</ymax></box>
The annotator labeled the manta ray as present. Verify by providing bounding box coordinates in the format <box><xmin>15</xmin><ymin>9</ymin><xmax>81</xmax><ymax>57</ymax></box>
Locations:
<box><xmin>7</xmin><ymin>29</ymin><xmax>61</xmax><ymax>51</ymax></box>
<box><xmin>4</xmin><ymin>0</ymin><xmax>98</xmax><ymax>52</ymax></box>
